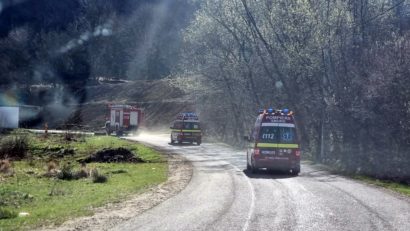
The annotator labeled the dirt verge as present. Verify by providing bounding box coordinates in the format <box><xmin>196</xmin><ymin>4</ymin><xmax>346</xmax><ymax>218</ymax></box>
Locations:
<box><xmin>38</xmin><ymin>153</ymin><xmax>193</xmax><ymax>231</ymax></box>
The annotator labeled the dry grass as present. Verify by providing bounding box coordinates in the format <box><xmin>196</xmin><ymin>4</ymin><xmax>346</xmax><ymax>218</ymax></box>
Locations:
<box><xmin>43</xmin><ymin>160</ymin><xmax>59</xmax><ymax>177</ymax></box>
<box><xmin>91</xmin><ymin>168</ymin><xmax>108</xmax><ymax>183</ymax></box>
<box><xmin>0</xmin><ymin>135</ymin><xmax>28</xmax><ymax>160</ymax></box>
<box><xmin>0</xmin><ymin>159</ymin><xmax>13</xmax><ymax>175</ymax></box>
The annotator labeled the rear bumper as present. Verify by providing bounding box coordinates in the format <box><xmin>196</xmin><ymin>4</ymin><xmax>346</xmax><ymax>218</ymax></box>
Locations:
<box><xmin>178</xmin><ymin>136</ymin><xmax>201</xmax><ymax>142</ymax></box>
<box><xmin>171</xmin><ymin>132</ymin><xmax>201</xmax><ymax>142</ymax></box>
<box><xmin>254</xmin><ymin>158</ymin><xmax>300</xmax><ymax>170</ymax></box>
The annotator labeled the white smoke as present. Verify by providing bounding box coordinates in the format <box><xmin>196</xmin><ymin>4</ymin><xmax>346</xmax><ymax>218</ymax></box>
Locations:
<box><xmin>126</xmin><ymin>1</ymin><xmax>171</xmax><ymax>79</ymax></box>
<box><xmin>0</xmin><ymin>107</ymin><xmax>19</xmax><ymax>128</ymax></box>
<box><xmin>58</xmin><ymin>21</ymin><xmax>113</xmax><ymax>54</ymax></box>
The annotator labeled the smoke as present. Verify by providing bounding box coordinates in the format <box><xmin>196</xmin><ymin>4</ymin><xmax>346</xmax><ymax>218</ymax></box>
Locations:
<box><xmin>0</xmin><ymin>106</ymin><xmax>19</xmax><ymax>128</ymax></box>
<box><xmin>0</xmin><ymin>0</ymin><xmax>195</xmax><ymax>128</ymax></box>
<box><xmin>58</xmin><ymin>21</ymin><xmax>113</xmax><ymax>54</ymax></box>
<box><xmin>126</xmin><ymin>1</ymin><xmax>171</xmax><ymax>79</ymax></box>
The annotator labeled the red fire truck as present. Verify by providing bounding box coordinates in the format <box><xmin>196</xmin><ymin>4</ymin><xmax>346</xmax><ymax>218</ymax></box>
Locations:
<box><xmin>105</xmin><ymin>104</ymin><xmax>144</xmax><ymax>136</ymax></box>
<box><xmin>245</xmin><ymin>108</ymin><xmax>301</xmax><ymax>175</ymax></box>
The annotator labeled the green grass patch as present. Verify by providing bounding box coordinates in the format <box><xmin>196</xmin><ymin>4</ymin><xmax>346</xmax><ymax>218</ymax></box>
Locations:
<box><xmin>353</xmin><ymin>175</ymin><xmax>410</xmax><ymax>197</ymax></box>
<box><xmin>0</xmin><ymin>134</ymin><xmax>167</xmax><ymax>231</ymax></box>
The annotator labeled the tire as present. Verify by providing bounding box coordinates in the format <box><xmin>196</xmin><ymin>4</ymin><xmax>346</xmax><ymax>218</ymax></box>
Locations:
<box><xmin>251</xmin><ymin>159</ymin><xmax>257</xmax><ymax>174</ymax></box>
<box><xmin>291</xmin><ymin>167</ymin><xmax>300</xmax><ymax>176</ymax></box>
<box><xmin>246</xmin><ymin>162</ymin><xmax>251</xmax><ymax>171</ymax></box>
<box><xmin>196</xmin><ymin>140</ymin><xmax>201</xmax><ymax>145</ymax></box>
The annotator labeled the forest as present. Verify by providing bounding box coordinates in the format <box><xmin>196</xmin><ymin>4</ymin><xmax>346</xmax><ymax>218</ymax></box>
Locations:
<box><xmin>1</xmin><ymin>0</ymin><xmax>409</xmax><ymax>180</ymax></box>
<box><xmin>177</xmin><ymin>0</ymin><xmax>410</xmax><ymax>180</ymax></box>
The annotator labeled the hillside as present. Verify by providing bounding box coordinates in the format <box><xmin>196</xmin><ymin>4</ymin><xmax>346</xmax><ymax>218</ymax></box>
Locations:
<box><xmin>67</xmin><ymin>79</ymin><xmax>194</xmax><ymax>131</ymax></box>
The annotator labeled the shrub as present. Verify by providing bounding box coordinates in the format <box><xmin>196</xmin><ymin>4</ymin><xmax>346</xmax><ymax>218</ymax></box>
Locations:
<box><xmin>110</xmin><ymin>169</ymin><xmax>127</xmax><ymax>174</ymax></box>
<box><xmin>56</xmin><ymin>163</ymin><xmax>74</xmax><ymax>180</ymax></box>
<box><xmin>47</xmin><ymin>160</ymin><xmax>58</xmax><ymax>172</ymax></box>
<box><xmin>48</xmin><ymin>182</ymin><xmax>68</xmax><ymax>196</ymax></box>
<box><xmin>64</xmin><ymin>132</ymin><xmax>74</xmax><ymax>141</ymax></box>
<box><xmin>0</xmin><ymin>208</ymin><xmax>18</xmax><ymax>219</ymax></box>
<box><xmin>0</xmin><ymin>159</ymin><xmax>12</xmax><ymax>174</ymax></box>
<box><xmin>91</xmin><ymin>168</ymin><xmax>108</xmax><ymax>183</ymax></box>
<box><xmin>74</xmin><ymin>169</ymin><xmax>89</xmax><ymax>179</ymax></box>
<box><xmin>0</xmin><ymin>135</ymin><xmax>28</xmax><ymax>160</ymax></box>
<box><xmin>43</xmin><ymin>160</ymin><xmax>59</xmax><ymax>177</ymax></box>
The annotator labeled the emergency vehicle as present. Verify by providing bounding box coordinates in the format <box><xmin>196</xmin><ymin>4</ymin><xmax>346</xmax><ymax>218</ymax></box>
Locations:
<box><xmin>245</xmin><ymin>108</ymin><xmax>301</xmax><ymax>175</ymax></box>
<box><xmin>105</xmin><ymin>104</ymin><xmax>144</xmax><ymax>136</ymax></box>
<box><xmin>170</xmin><ymin>112</ymin><xmax>202</xmax><ymax>145</ymax></box>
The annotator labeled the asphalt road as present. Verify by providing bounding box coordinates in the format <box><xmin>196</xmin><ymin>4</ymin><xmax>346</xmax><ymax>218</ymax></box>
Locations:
<box><xmin>116</xmin><ymin>133</ymin><xmax>410</xmax><ymax>231</ymax></box>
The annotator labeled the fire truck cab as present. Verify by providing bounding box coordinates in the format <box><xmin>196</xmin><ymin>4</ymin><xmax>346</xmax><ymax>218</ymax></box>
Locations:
<box><xmin>245</xmin><ymin>108</ymin><xmax>301</xmax><ymax>175</ymax></box>
<box><xmin>170</xmin><ymin>112</ymin><xmax>202</xmax><ymax>145</ymax></box>
<box><xmin>105</xmin><ymin>104</ymin><xmax>143</xmax><ymax>136</ymax></box>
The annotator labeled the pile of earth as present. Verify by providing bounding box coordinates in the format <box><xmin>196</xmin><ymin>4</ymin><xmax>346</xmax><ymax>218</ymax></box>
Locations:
<box><xmin>79</xmin><ymin>148</ymin><xmax>144</xmax><ymax>163</ymax></box>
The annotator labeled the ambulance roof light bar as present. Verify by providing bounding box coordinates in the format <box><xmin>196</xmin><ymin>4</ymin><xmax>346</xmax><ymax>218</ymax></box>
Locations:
<box><xmin>177</xmin><ymin>112</ymin><xmax>199</xmax><ymax>120</ymax></box>
<box><xmin>258</xmin><ymin>108</ymin><xmax>294</xmax><ymax>115</ymax></box>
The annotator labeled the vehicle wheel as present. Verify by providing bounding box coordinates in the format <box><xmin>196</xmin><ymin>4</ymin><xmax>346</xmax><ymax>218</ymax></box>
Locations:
<box><xmin>246</xmin><ymin>161</ymin><xmax>251</xmax><ymax>171</ymax></box>
<box><xmin>291</xmin><ymin>167</ymin><xmax>300</xmax><ymax>176</ymax></box>
<box><xmin>251</xmin><ymin>159</ymin><xmax>257</xmax><ymax>174</ymax></box>
<box><xmin>196</xmin><ymin>140</ymin><xmax>201</xmax><ymax>145</ymax></box>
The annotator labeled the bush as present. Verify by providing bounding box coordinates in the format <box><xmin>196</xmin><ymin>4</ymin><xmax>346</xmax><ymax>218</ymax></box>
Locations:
<box><xmin>0</xmin><ymin>208</ymin><xmax>18</xmax><ymax>219</ymax></box>
<box><xmin>0</xmin><ymin>159</ymin><xmax>12</xmax><ymax>174</ymax></box>
<box><xmin>47</xmin><ymin>160</ymin><xmax>58</xmax><ymax>172</ymax></box>
<box><xmin>56</xmin><ymin>163</ymin><xmax>74</xmax><ymax>180</ymax></box>
<box><xmin>91</xmin><ymin>169</ymin><xmax>108</xmax><ymax>183</ymax></box>
<box><xmin>74</xmin><ymin>169</ymin><xmax>89</xmax><ymax>179</ymax></box>
<box><xmin>0</xmin><ymin>135</ymin><xmax>28</xmax><ymax>160</ymax></box>
<box><xmin>110</xmin><ymin>169</ymin><xmax>127</xmax><ymax>174</ymax></box>
<box><xmin>43</xmin><ymin>160</ymin><xmax>59</xmax><ymax>178</ymax></box>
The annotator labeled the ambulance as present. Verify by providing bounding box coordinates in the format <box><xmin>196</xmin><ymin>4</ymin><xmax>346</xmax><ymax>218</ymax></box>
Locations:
<box><xmin>245</xmin><ymin>108</ymin><xmax>301</xmax><ymax>175</ymax></box>
<box><xmin>170</xmin><ymin>112</ymin><xmax>202</xmax><ymax>145</ymax></box>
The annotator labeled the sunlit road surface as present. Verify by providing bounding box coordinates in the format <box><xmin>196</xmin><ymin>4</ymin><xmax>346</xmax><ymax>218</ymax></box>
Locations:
<box><xmin>117</xmin><ymin>132</ymin><xmax>410</xmax><ymax>231</ymax></box>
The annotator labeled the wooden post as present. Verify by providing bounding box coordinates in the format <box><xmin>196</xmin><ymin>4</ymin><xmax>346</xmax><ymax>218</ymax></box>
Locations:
<box><xmin>44</xmin><ymin>122</ymin><xmax>48</xmax><ymax>138</ymax></box>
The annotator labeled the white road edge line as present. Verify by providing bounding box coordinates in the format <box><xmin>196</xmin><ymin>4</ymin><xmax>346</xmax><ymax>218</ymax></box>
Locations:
<box><xmin>233</xmin><ymin>165</ymin><xmax>255</xmax><ymax>231</ymax></box>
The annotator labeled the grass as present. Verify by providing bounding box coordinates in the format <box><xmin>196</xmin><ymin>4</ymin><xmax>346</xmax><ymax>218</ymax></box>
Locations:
<box><xmin>0</xmin><ymin>133</ymin><xmax>167</xmax><ymax>231</ymax></box>
<box><xmin>353</xmin><ymin>175</ymin><xmax>410</xmax><ymax>197</ymax></box>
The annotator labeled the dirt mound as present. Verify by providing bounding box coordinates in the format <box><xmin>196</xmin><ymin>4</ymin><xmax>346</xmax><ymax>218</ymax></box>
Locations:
<box><xmin>80</xmin><ymin>148</ymin><xmax>144</xmax><ymax>163</ymax></box>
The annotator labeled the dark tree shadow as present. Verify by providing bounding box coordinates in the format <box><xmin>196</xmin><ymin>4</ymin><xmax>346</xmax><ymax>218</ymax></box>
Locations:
<box><xmin>168</xmin><ymin>142</ymin><xmax>200</xmax><ymax>147</ymax></box>
<box><xmin>243</xmin><ymin>169</ymin><xmax>297</xmax><ymax>179</ymax></box>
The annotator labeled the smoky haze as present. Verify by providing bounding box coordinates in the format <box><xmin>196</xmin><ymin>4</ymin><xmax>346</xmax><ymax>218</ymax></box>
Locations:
<box><xmin>0</xmin><ymin>0</ymin><xmax>197</xmax><ymax>127</ymax></box>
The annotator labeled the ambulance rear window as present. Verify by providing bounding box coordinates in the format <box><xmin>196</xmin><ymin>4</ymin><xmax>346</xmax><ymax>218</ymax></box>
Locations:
<box><xmin>173</xmin><ymin>122</ymin><xmax>183</xmax><ymax>129</ymax></box>
<box><xmin>184</xmin><ymin>122</ymin><xmax>200</xmax><ymax>130</ymax></box>
<box><xmin>259</xmin><ymin>126</ymin><xmax>296</xmax><ymax>143</ymax></box>
<box><xmin>173</xmin><ymin>122</ymin><xmax>200</xmax><ymax>129</ymax></box>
